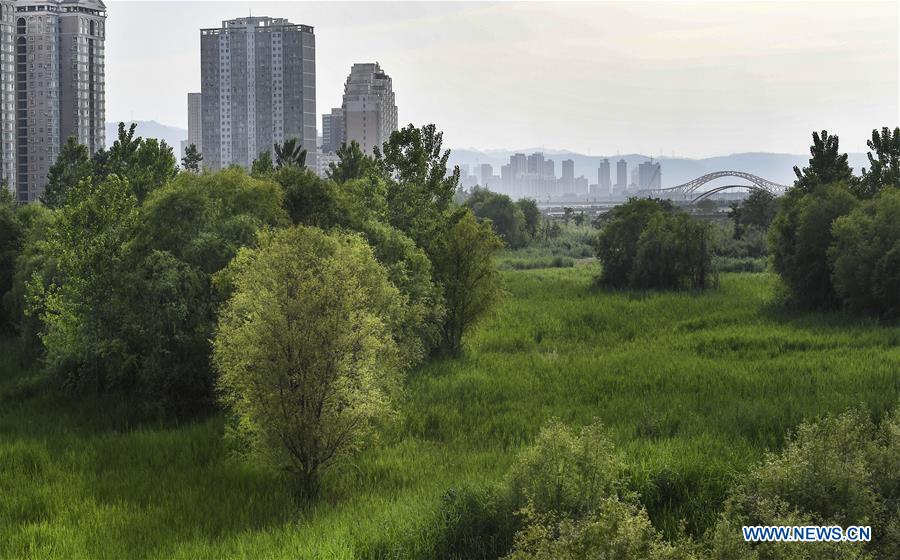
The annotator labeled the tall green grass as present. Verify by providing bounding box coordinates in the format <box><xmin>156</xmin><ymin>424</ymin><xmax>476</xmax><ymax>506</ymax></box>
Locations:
<box><xmin>1</xmin><ymin>267</ymin><xmax>898</xmax><ymax>558</ymax></box>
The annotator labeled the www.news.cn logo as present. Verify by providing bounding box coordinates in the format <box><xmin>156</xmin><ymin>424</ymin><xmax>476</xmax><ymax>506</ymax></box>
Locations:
<box><xmin>743</xmin><ymin>525</ymin><xmax>872</xmax><ymax>543</ymax></box>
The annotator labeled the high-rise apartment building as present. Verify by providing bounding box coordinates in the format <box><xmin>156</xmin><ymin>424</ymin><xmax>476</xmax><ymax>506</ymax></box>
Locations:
<box><xmin>186</xmin><ymin>92</ymin><xmax>202</xmax><ymax>155</ymax></box>
<box><xmin>13</xmin><ymin>0</ymin><xmax>106</xmax><ymax>202</ymax></box>
<box><xmin>638</xmin><ymin>160</ymin><xmax>661</xmax><ymax>189</ymax></box>
<box><xmin>561</xmin><ymin>159</ymin><xmax>574</xmax><ymax>182</ymax></box>
<box><xmin>342</xmin><ymin>62</ymin><xmax>397</xmax><ymax>155</ymax></box>
<box><xmin>201</xmin><ymin>16</ymin><xmax>316</xmax><ymax>171</ymax></box>
<box><xmin>0</xmin><ymin>0</ymin><xmax>14</xmax><ymax>192</ymax></box>
<box><xmin>598</xmin><ymin>158</ymin><xmax>611</xmax><ymax>191</ymax></box>
<box><xmin>615</xmin><ymin>158</ymin><xmax>627</xmax><ymax>192</ymax></box>
<box><xmin>321</xmin><ymin>107</ymin><xmax>344</xmax><ymax>153</ymax></box>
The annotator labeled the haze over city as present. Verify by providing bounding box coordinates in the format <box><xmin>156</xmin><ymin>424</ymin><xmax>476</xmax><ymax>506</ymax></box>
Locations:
<box><xmin>106</xmin><ymin>1</ymin><xmax>900</xmax><ymax>158</ymax></box>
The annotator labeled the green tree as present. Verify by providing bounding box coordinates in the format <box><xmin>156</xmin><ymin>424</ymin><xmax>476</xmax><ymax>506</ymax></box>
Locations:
<box><xmin>42</xmin><ymin>136</ymin><xmax>94</xmax><ymax>208</ymax></box>
<box><xmin>859</xmin><ymin>126</ymin><xmax>900</xmax><ymax>197</ymax></box>
<box><xmin>829</xmin><ymin>188</ymin><xmax>900</xmax><ymax>317</ymax></box>
<box><xmin>431</xmin><ymin>209</ymin><xmax>503</xmax><ymax>354</ymax></box>
<box><xmin>93</xmin><ymin>123</ymin><xmax>178</xmax><ymax>202</ymax></box>
<box><xmin>0</xmin><ymin>188</ymin><xmax>23</xmax><ymax>332</ymax></box>
<box><xmin>273</xmin><ymin>138</ymin><xmax>307</xmax><ymax>169</ymax></box>
<box><xmin>214</xmin><ymin>226</ymin><xmax>406</xmax><ymax>499</ymax></box>
<box><xmin>792</xmin><ymin>130</ymin><xmax>854</xmax><ymax>193</ymax></box>
<box><xmin>728</xmin><ymin>189</ymin><xmax>777</xmax><ymax>238</ymax></box>
<box><xmin>375</xmin><ymin>124</ymin><xmax>459</xmax><ymax>249</ymax></box>
<box><xmin>465</xmin><ymin>188</ymin><xmax>528</xmax><ymax>248</ymax></box>
<box><xmin>251</xmin><ymin>150</ymin><xmax>275</xmax><ymax>178</ymax></box>
<box><xmin>517</xmin><ymin>198</ymin><xmax>541</xmax><ymax>240</ymax></box>
<box><xmin>769</xmin><ymin>183</ymin><xmax>858</xmax><ymax>309</ymax></box>
<box><xmin>328</xmin><ymin>140</ymin><xmax>374</xmax><ymax>183</ymax></box>
<box><xmin>181</xmin><ymin>143</ymin><xmax>203</xmax><ymax>173</ymax></box>
<box><xmin>594</xmin><ymin>199</ymin><xmax>669</xmax><ymax>288</ymax></box>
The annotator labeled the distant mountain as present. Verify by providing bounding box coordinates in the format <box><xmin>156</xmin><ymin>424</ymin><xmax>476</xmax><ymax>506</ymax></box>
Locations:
<box><xmin>105</xmin><ymin>121</ymin><xmax>187</xmax><ymax>154</ymax></box>
<box><xmin>448</xmin><ymin>149</ymin><xmax>870</xmax><ymax>189</ymax></box>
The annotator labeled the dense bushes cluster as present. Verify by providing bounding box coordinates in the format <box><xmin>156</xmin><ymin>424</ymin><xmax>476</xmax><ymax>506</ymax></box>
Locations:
<box><xmin>770</xmin><ymin>128</ymin><xmax>900</xmax><ymax>316</ymax></box>
<box><xmin>421</xmin><ymin>408</ymin><xmax>900</xmax><ymax>560</ymax></box>
<box><xmin>0</xmin><ymin>124</ymin><xmax>504</xmax><ymax>494</ymax></box>
<box><xmin>593</xmin><ymin>198</ymin><xmax>713</xmax><ymax>290</ymax></box>
<box><xmin>462</xmin><ymin>188</ymin><xmax>542</xmax><ymax>249</ymax></box>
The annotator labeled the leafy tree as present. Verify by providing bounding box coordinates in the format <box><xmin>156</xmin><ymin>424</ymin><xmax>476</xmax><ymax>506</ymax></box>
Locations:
<box><xmin>573</xmin><ymin>211</ymin><xmax>585</xmax><ymax>226</ymax></box>
<box><xmin>0</xmin><ymin>188</ymin><xmax>23</xmax><ymax>332</ymax></box>
<box><xmin>594</xmin><ymin>198</ymin><xmax>670</xmax><ymax>288</ymax></box>
<box><xmin>375</xmin><ymin>124</ymin><xmax>459</xmax><ymax>249</ymax></box>
<box><xmin>42</xmin><ymin>136</ymin><xmax>93</xmax><ymax>208</ymax></box>
<box><xmin>431</xmin><ymin>209</ymin><xmax>503</xmax><ymax>354</ymax></box>
<box><xmin>181</xmin><ymin>143</ymin><xmax>203</xmax><ymax>173</ymax></box>
<box><xmin>214</xmin><ymin>226</ymin><xmax>406</xmax><ymax>499</ymax></box>
<box><xmin>695</xmin><ymin>198</ymin><xmax>717</xmax><ymax>213</ymax></box>
<box><xmin>465</xmin><ymin>188</ymin><xmax>528</xmax><ymax>248</ymax></box>
<box><xmin>859</xmin><ymin>126</ymin><xmax>900</xmax><ymax>197</ymax></box>
<box><xmin>93</xmin><ymin>123</ymin><xmax>178</xmax><ymax>202</ymax></box>
<box><xmin>328</xmin><ymin>140</ymin><xmax>374</xmax><ymax>183</ymax></box>
<box><xmin>728</xmin><ymin>189</ymin><xmax>777</xmax><ymax>238</ymax></box>
<box><xmin>792</xmin><ymin>130</ymin><xmax>854</xmax><ymax>193</ymax></box>
<box><xmin>562</xmin><ymin>207</ymin><xmax>574</xmax><ymax>225</ymax></box>
<box><xmin>769</xmin><ymin>183</ymin><xmax>857</xmax><ymax>309</ymax></box>
<box><xmin>273</xmin><ymin>138</ymin><xmax>307</xmax><ymax>169</ymax></box>
<box><xmin>517</xmin><ymin>198</ymin><xmax>541</xmax><ymax>240</ymax></box>
<box><xmin>251</xmin><ymin>150</ymin><xmax>275</xmax><ymax>178</ymax></box>
<box><xmin>829</xmin><ymin>188</ymin><xmax>900</xmax><ymax>317</ymax></box>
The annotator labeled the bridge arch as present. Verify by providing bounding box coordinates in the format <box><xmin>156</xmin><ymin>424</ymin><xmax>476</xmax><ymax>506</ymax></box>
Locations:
<box><xmin>640</xmin><ymin>171</ymin><xmax>790</xmax><ymax>200</ymax></box>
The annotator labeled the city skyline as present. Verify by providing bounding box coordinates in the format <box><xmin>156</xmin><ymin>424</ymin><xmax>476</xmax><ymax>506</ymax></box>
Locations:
<box><xmin>103</xmin><ymin>1</ymin><xmax>899</xmax><ymax>158</ymax></box>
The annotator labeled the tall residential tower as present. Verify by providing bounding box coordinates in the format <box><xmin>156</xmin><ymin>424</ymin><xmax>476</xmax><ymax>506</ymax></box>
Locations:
<box><xmin>187</xmin><ymin>92</ymin><xmax>202</xmax><ymax>154</ymax></box>
<box><xmin>200</xmin><ymin>16</ymin><xmax>316</xmax><ymax>171</ymax></box>
<box><xmin>0</xmin><ymin>0</ymin><xmax>14</xmax><ymax>192</ymax></box>
<box><xmin>342</xmin><ymin>62</ymin><xmax>397</xmax><ymax>155</ymax></box>
<box><xmin>13</xmin><ymin>0</ymin><xmax>106</xmax><ymax>202</ymax></box>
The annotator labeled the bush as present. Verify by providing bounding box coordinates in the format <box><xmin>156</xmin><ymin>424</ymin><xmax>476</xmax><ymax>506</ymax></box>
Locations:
<box><xmin>595</xmin><ymin>199</ymin><xmax>712</xmax><ymax>290</ymax></box>
<box><xmin>829</xmin><ymin>189</ymin><xmax>900</xmax><ymax>318</ymax></box>
<box><xmin>214</xmin><ymin>226</ymin><xmax>407</xmax><ymax>499</ymax></box>
<box><xmin>768</xmin><ymin>183</ymin><xmax>858</xmax><ymax>309</ymax></box>
<box><xmin>710</xmin><ymin>407</ymin><xmax>900</xmax><ymax>559</ymax></box>
<box><xmin>465</xmin><ymin>188</ymin><xmax>528</xmax><ymax>249</ymax></box>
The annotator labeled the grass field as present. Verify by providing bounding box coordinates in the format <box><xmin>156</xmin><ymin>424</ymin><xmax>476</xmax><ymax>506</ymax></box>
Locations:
<box><xmin>2</xmin><ymin>264</ymin><xmax>899</xmax><ymax>559</ymax></box>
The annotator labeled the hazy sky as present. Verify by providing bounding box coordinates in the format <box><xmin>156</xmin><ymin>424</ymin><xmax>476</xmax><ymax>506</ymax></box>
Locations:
<box><xmin>106</xmin><ymin>1</ymin><xmax>899</xmax><ymax>157</ymax></box>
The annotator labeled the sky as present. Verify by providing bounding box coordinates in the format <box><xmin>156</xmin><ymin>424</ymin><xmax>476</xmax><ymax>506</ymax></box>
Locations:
<box><xmin>105</xmin><ymin>1</ymin><xmax>900</xmax><ymax>157</ymax></box>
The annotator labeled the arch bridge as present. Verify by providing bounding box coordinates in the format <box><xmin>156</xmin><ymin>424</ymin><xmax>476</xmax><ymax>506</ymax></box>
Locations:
<box><xmin>637</xmin><ymin>171</ymin><xmax>790</xmax><ymax>203</ymax></box>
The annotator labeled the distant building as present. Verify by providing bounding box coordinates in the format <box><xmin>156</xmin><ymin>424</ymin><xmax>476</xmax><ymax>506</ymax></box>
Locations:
<box><xmin>321</xmin><ymin>107</ymin><xmax>344</xmax><ymax>153</ymax></box>
<box><xmin>479</xmin><ymin>163</ymin><xmax>493</xmax><ymax>186</ymax></box>
<box><xmin>316</xmin><ymin>150</ymin><xmax>339</xmax><ymax>178</ymax></box>
<box><xmin>543</xmin><ymin>159</ymin><xmax>555</xmax><ymax>179</ymax></box>
<box><xmin>527</xmin><ymin>152</ymin><xmax>545</xmax><ymax>175</ymax></box>
<box><xmin>0</xmin><ymin>0</ymin><xmax>13</xmax><ymax>192</ymax></box>
<box><xmin>342</xmin><ymin>62</ymin><xmax>397</xmax><ymax>155</ymax></box>
<box><xmin>184</xmin><ymin>92</ymin><xmax>202</xmax><ymax>157</ymax></box>
<box><xmin>561</xmin><ymin>159</ymin><xmax>574</xmax><ymax>182</ymax></box>
<box><xmin>615</xmin><ymin>158</ymin><xmax>627</xmax><ymax>195</ymax></box>
<box><xmin>598</xmin><ymin>158</ymin><xmax>611</xmax><ymax>193</ymax></box>
<box><xmin>12</xmin><ymin>0</ymin><xmax>107</xmax><ymax>202</ymax></box>
<box><xmin>638</xmin><ymin>160</ymin><xmax>661</xmax><ymax>189</ymax></box>
<box><xmin>201</xmin><ymin>16</ymin><xmax>317</xmax><ymax>171</ymax></box>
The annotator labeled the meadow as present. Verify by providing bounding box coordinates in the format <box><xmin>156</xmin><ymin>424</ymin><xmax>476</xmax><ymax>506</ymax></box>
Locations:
<box><xmin>1</xmin><ymin>263</ymin><xmax>899</xmax><ymax>559</ymax></box>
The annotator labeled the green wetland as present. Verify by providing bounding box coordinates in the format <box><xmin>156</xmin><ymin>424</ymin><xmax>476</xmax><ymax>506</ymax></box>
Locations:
<box><xmin>2</xmin><ymin>263</ymin><xmax>899</xmax><ymax>559</ymax></box>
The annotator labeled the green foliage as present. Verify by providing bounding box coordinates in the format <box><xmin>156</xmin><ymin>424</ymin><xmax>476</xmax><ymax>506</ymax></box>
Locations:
<box><xmin>214</xmin><ymin>226</ymin><xmax>406</xmax><ymax>499</ymax></box>
<box><xmin>829</xmin><ymin>189</ymin><xmax>900</xmax><ymax>317</ymax></box>
<box><xmin>42</xmin><ymin>136</ymin><xmax>93</xmax><ymax>208</ymax></box>
<box><xmin>710</xmin><ymin>407</ymin><xmax>900</xmax><ymax>559</ymax></box>
<box><xmin>768</xmin><ymin>183</ymin><xmax>858</xmax><ymax>309</ymax></box>
<box><xmin>134</xmin><ymin>168</ymin><xmax>287</xmax><ymax>275</ymax></box>
<box><xmin>328</xmin><ymin>140</ymin><xmax>375</xmax><ymax>183</ymax></box>
<box><xmin>595</xmin><ymin>199</ymin><xmax>712</xmax><ymax>290</ymax></box>
<box><xmin>517</xmin><ymin>198</ymin><xmax>542</xmax><ymax>240</ymax></box>
<box><xmin>251</xmin><ymin>150</ymin><xmax>275</xmax><ymax>178</ymax></box>
<box><xmin>93</xmin><ymin>123</ymin><xmax>178</xmax><ymax>202</ymax></box>
<box><xmin>0</xmin><ymin>188</ymin><xmax>22</xmax><ymax>332</ymax></box>
<box><xmin>465</xmin><ymin>188</ymin><xmax>528</xmax><ymax>248</ymax></box>
<box><xmin>376</xmin><ymin>123</ymin><xmax>459</xmax><ymax>250</ymax></box>
<box><xmin>792</xmin><ymin>130</ymin><xmax>855</xmax><ymax>193</ymax></box>
<box><xmin>728</xmin><ymin>190</ymin><xmax>777</xmax><ymax>238</ymax></box>
<box><xmin>859</xmin><ymin>126</ymin><xmax>900</xmax><ymax>198</ymax></box>
<box><xmin>181</xmin><ymin>143</ymin><xmax>203</xmax><ymax>173</ymax></box>
<box><xmin>273</xmin><ymin>138</ymin><xmax>307</xmax><ymax>169</ymax></box>
<box><xmin>431</xmin><ymin>209</ymin><xmax>504</xmax><ymax>354</ymax></box>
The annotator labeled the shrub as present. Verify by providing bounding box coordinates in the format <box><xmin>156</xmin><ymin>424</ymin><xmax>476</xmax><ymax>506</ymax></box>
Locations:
<box><xmin>214</xmin><ymin>226</ymin><xmax>407</xmax><ymax>499</ymax></box>
<box><xmin>768</xmin><ymin>183</ymin><xmax>857</xmax><ymax>309</ymax></box>
<box><xmin>465</xmin><ymin>188</ymin><xmax>529</xmax><ymax>249</ymax></box>
<box><xmin>829</xmin><ymin>189</ymin><xmax>900</xmax><ymax>318</ymax></box>
<box><xmin>710</xmin><ymin>407</ymin><xmax>900</xmax><ymax>559</ymax></box>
